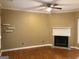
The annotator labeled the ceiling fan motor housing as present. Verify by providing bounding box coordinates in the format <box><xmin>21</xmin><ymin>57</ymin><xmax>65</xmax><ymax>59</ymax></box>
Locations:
<box><xmin>47</xmin><ymin>3</ymin><xmax>52</xmax><ymax>7</ymax></box>
<box><xmin>47</xmin><ymin>3</ymin><xmax>58</xmax><ymax>8</ymax></box>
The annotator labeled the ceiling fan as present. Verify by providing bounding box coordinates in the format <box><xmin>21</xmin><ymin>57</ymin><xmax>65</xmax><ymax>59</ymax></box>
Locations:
<box><xmin>40</xmin><ymin>3</ymin><xmax>62</xmax><ymax>12</ymax></box>
<box><xmin>26</xmin><ymin>0</ymin><xmax>62</xmax><ymax>13</ymax></box>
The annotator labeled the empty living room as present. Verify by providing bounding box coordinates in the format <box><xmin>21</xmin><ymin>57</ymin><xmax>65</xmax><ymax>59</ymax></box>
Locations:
<box><xmin>0</xmin><ymin>0</ymin><xmax>79</xmax><ymax>59</ymax></box>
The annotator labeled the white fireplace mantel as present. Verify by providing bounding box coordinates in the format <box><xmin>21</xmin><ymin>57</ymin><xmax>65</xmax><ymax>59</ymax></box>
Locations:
<box><xmin>52</xmin><ymin>27</ymin><xmax>71</xmax><ymax>36</ymax></box>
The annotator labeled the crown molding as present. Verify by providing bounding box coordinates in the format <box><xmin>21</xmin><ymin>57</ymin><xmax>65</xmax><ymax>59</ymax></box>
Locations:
<box><xmin>1</xmin><ymin>7</ymin><xmax>79</xmax><ymax>14</ymax></box>
<box><xmin>1</xmin><ymin>7</ymin><xmax>49</xmax><ymax>14</ymax></box>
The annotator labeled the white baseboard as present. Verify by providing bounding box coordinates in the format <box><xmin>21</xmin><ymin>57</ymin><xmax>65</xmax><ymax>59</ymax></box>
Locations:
<box><xmin>2</xmin><ymin>44</ymin><xmax>52</xmax><ymax>52</ymax></box>
<box><xmin>2</xmin><ymin>44</ymin><xmax>79</xmax><ymax>53</ymax></box>
<box><xmin>71</xmin><ymin>46</ymin><xmax>79</xmax><ymax>50</ymax></box>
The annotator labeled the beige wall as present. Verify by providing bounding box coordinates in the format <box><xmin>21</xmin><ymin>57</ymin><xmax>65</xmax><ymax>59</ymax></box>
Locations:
<box><xmin>75</xmin><ymin>12</ymin><xmax>79</xmax><ymax>18</ymax></box>
<box><xmin>1</xmin><ymin>9</ymin><xmax>79</xmax><ymax>49</ymax></box>
<box><xmin>1</xmin><ymin>9</ymin><xmax>51</xmax><ymax>49</ymax></box>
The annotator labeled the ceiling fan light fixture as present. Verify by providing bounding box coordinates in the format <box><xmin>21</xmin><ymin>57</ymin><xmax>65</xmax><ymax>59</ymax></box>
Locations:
<box><xmin>50</xmin><ymin>5</ymin><xmax>53</xmax><ymax>7</ymax></box>
<box><xmin>46</xmin><ymin>7</ymin><xmax>52</xmax><ymax>12</ymax></box>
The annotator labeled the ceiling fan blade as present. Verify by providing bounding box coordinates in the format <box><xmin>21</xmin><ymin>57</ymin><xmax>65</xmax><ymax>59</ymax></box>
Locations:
<box><xmin>52</xmin><ymin>7</ymin><xmax>62</xmax><ymax>9</ymax></box>
<box><xmin>38</xmin><ymin>7</ymin><xmax>47</xmax><ymax>11</ymax></box>
<box><xmin>24</xmin><ymin>4</ymin><xmax>45</xmax><ymax>10</ymax></box>
<box><xmin>32</xmin><ymin>0</ymin><xmax>47</xmax><ymax>4</ymax></box>
<box><xmin>57</xmin><ymin>3</ymin><xmax>79</xmax><ymax>6</ymax></box>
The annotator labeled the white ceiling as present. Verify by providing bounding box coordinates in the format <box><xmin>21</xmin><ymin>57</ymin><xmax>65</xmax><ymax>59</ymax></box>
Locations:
<box><xmin>1</xmin><ymin>0</ymin><xmax>79</xmax><ymax>13</ymax></box>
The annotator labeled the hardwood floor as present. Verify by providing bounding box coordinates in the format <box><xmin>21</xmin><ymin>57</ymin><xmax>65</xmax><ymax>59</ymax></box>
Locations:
<box><xmin>2</xmin><ymin>46</ymin><xmax>79</xmax><ymax>59</ymax></box>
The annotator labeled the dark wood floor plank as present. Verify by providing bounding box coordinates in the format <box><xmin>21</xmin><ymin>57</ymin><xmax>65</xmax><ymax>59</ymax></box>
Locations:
<box><xmin>2</xmin><ymin>47</ymin><xmax>79</xmax><ymax>59</ymax></box>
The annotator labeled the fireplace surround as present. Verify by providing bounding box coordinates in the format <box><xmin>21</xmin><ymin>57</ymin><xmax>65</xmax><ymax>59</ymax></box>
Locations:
<box><xmin>53</xmin><ymin>27</ymin><xmax>71</xmax><ymax>48</ymax></box>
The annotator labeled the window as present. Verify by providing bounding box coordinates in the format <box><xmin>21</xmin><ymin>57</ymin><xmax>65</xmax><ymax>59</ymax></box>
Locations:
<box><xmin>78</xmin><ymin>19</ymin><xmax>79</xmax><ymax>43</ymax></box>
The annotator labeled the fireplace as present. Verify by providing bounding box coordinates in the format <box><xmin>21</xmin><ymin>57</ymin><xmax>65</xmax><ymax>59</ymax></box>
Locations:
<box><xmin>54</xmin><ymin>36</ymin><xmax>68</xmax><ymax>47</ymax></box>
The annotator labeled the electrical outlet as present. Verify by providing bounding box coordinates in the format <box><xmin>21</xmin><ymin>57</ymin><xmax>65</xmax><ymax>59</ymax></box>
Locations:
<box><xmin>42</xmin><ymin>40</ymin><xmax>45</xmax><ymax>43</ymax></box>
<box><xmin>21</xmin><ymin>43</ymin><xmax>24</xmax><ymax>45</ymax></box>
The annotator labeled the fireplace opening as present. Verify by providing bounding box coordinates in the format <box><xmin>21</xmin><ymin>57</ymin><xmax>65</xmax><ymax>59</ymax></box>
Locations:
<box><xmin>54</xmin><ymin>36</ymin><xmax>68</xmax><ymax>47</ymax></box>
